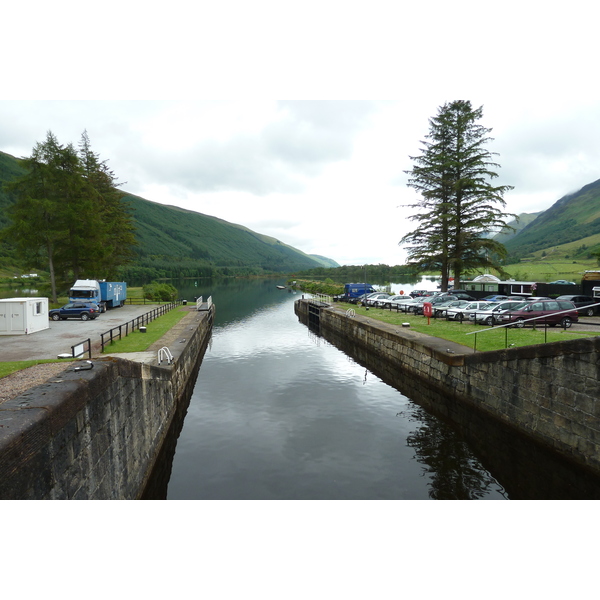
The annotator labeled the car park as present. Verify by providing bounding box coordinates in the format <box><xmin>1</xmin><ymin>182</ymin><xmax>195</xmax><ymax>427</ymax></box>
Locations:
<box><xmin>556</xmin><ymin>295</ymin><xmax>599</xmax><ymax>316</ymax></box>
<box><xmin>469</xmin><ymin>300</ymin><xmax>529</xmax><ymax>326</ymax></box>
<box><xmin>500</xmin><ymin>299</ymin><xmax>579</xmax><ymax>328</ymax></box>
<box><xmin>48</xmin><ymin>302</ymin><xmax>100</xmax><ymax>321</ymax></box>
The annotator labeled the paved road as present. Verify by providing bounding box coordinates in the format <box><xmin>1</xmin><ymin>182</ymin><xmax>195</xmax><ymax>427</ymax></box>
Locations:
<box><xmin>1</xmin><ymin>304</ymin><xmax>163</xmax><ymax>361</ymax></box>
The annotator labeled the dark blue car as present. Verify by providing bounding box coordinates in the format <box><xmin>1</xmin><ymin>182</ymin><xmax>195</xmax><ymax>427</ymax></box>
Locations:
<box><xmin>49</xmin><ymin>302</ymin><xmax>99</xmax><ymax>321</ymax></box>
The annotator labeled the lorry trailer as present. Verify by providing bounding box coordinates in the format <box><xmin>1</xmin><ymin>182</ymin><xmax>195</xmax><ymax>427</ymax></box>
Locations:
<box><xmin>69</xmin><ymin>279</ymin><xmax>127</xmax><ymax>312</ymax></box>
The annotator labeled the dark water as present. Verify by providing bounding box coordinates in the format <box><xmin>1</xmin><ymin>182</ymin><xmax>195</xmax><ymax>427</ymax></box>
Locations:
<box><xmin>164</xmin><ymin>278</ymin><xmax>509</xmax><ymax>499</ymax></box>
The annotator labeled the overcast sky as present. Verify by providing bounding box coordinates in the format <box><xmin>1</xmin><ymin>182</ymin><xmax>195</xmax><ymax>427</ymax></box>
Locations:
<box><xmin>2</xmin><ymin>1</ymin><xmax>599</xmax><ymax>267</ymax></box>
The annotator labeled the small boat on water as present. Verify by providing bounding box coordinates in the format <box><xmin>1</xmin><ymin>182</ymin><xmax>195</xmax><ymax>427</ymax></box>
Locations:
<box><xmin>276</xmin><ymin>285</ymin><xmax>286</xmax><ymax>290</ymax></box>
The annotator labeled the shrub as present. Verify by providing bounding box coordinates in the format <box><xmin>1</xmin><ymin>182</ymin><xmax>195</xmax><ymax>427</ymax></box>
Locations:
<box><xmin>143</xmin><ymin>281</ymin><xmax>178</xmax><ymax>301</ymax></box>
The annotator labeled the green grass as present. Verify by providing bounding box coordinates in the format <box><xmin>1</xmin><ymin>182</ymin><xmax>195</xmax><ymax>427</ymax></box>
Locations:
<box><xmin>102</xmin><ymin>306</ymin><xmax>189</xmax><ymax>353</ymax></box>
<box><xmin>0</xmin><ymin>359</ymin><xmax>74</xmax><ymax>379</ymax></box>
<box><xmin>347</xmin><ymin>304</ymin><xmax>597</xmax><ymax>352</ymax></box>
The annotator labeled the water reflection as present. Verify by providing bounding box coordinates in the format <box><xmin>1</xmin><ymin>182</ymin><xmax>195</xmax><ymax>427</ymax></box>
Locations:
<box><xmin>399</xmin><ymin>405</ymin><xmax>507</xmax><ymax>500</ymax></box>
<box><xmin>311</xmin><ymin>306</ymin><xmax>600</xmax><ymax>499</ymax></box>
<box><xmin>164</xmin><ymin>281</ymin><xmax>508</xmax><ymax>500</ymax></box>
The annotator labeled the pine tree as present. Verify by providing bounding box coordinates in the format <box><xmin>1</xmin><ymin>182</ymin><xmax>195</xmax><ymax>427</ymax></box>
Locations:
<box><xmin>78</xmin><ymin>131</ymin><xmax>137</xmax><ymax>278</ymax></box>
<box><xmin>2</xmin><ymin>130</ymin><xmax>137</xmax><ymax>301</ymax></box>
<box><xmin>3</xmin><ymin>132</ymin><xmax>74</xmax><ymax>301</ymax></box>
<box><xmin>401</xmin><ymin>101</ymin><xmax>514</xmax><ymax>290</ymax></box>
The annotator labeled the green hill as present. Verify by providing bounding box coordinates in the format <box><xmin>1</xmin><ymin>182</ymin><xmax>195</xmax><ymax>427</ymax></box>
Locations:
<box><xmin>493</xmin><ymin>211</ymin><xmax>543</xmax><ymax>244</ymax></box>
<box><xmin>504</xmin><ymin>178</ymin><xmax>600</xmax><ymax>260</ymax></box>
<box><xmin>0</xmin><ymin>150</ymin><xmax>338</xmax><ymax>277</ymax></box>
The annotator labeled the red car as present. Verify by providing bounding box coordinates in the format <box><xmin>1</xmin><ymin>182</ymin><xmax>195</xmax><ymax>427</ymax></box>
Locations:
<box><xmin>500</xmin><ymin>299</ymin><xmax>579</xmax><ymax>328</ymax></box>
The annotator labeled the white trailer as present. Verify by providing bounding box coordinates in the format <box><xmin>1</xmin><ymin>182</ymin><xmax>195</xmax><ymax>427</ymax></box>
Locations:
<box><xmin>0</xmin><ymin>297</ymin><xmax>49</xmax><ymax>335</ymax></box>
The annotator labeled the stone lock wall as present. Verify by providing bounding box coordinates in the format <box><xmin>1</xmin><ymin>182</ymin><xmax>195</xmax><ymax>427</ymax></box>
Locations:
<box><xmin>296</xmin><ymin>300</ymin><xmax>600</xmax><ymax>476</ymax></box>
<box><xmin>0</xmin><ymin>307</ymin><xmax>214</xmax><ymax>500</ymax></box>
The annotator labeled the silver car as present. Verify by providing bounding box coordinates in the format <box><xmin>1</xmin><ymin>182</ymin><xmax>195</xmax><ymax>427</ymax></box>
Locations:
<box><xmin>469</xmin><ymin>300</ymin><xmax>528</xmax><ymax>326</ymax></box>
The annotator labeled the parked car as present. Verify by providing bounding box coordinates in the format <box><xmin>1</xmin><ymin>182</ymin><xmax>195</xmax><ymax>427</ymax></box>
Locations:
<box><xmin>432</xmin><ymin>299</ymin><xmax>470</xmax><ymax>318</ymax></box>
<box><xmin>49</xmin><ymin>302</ymin><xmax>100</xmax><ymax>321</ymax></box>
<box><xmin>391</xmin><ymin>297</ymin><xmax>422</xmax><ymax>311</ymax></box>
<box><xmin>351</xmin><ymin>292</ymin><xmax>381</xmax><ymax>305</ymax></box>
<box><xmin>379</xmin><ymin>295</ymin><xmax>412</xmax><ymax>309</ymax></box>
<box><xmin>413</xmin><ymin>294</ymin><xmax>459</xmax><ymax>315</ymax></box>
<box><xmin>446</xmin><ymin>301</ymin><xmax>496</xmax><ymax>321</ymax></box>
<box><xmin>549</xmin><ymin>280</ymin><xmax>576</xmax><ymax>285</ymax></box>
<box><xmin>500</xmin><ymin>299</ymin><xmax>579</xmax><ymax>328</ymax></box>
<box><xmin>481</xmin><ymin>294</ymin><xmax>511</xmax><ymax>302</ymax></box>
<box><xmin>406</xmin><ymin>296</ymin><xmax>433</xmax><ymax>314</ymax></box>
<box><xmin>469</xmin><ymin>300</ymin><xmax>529</xmax><ymax>326</ymax></box>
<box><xmin>365</xmin><ymin>293</ymin><xmax>392</xmax><ymax>306</ymax></box>
<box><xmin>556</xmin><ymin>295</ymin><xmax>598</xmax><ymax>316</ymax></box>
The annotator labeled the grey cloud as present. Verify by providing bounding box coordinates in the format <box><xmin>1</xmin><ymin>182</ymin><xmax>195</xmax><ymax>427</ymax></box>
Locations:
<box><xmin>491</xmin><ymin>107</ymin><xmax>600</xmax><ymax>195</ymax></box>
<box><xmin>132</xmin><ymin>101</ymin><xmax>379</xmax><ymax>196</ymax></box>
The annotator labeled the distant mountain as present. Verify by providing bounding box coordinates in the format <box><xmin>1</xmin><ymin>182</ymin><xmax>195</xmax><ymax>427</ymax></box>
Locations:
<box><xmin>0</xmin><ymin>150</ymin><xmax>337</xmax><ymax>276</ymax></box>
<box><xmin>493</xmin><ymin>212</ymin><xmax>544</xmax><ymax>244</ymax></box>
<box><xmin>504</xmin><ymin>178</ymin><xmax>600</xmax><ymax>258</ymax></box>
<box><xmin>308</xmin><ymin>254</ymin><xmax>340</xmax><ymax>268</ymax></box>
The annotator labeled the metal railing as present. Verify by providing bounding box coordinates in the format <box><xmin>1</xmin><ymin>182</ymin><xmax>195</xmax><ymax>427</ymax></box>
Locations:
<box><xmin>196</xmin><ymin>296</ymin><xmax>213</xmax><ymax>311</ymax></box>
<box><xmin>465</xmin><ymin>302</ymin><xmax>600</xmax><ymax>351</ymax></box>
<box><xmin>158</xmin><ymin>346</ymin><xmax>174</xmax><ymax>365</ymax></box>
<box><xmin>309</xmin><ymin>293</ymin><xmax>332</xmax><ymax>305</ymax></box>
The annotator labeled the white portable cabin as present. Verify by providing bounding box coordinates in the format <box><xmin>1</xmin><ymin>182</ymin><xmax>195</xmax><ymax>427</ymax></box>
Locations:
<box><xmin>0</xmin><ymin>297</ymin><xmax>49</xmax><ymax>335</ymax></box>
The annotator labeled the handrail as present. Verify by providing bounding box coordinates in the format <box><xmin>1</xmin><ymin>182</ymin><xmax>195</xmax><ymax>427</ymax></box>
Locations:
<box><xmin>158</xmin><ymin>346</ymin><xmax>174</xmax><ymax>365</ymax></box>
<box><xmin>99</xmin><ymin>300</ymin><xmax>182</xmax><ymax>353</ymax></box>
<box><xmin>465</xmin><ymin>303</ymin><xmax>599</xmax><ymax>351</ymax></box>
<box><xmin>310</xmin><ymin>293</ymin><xmax>332</xmax><ymax>304</ymax></box>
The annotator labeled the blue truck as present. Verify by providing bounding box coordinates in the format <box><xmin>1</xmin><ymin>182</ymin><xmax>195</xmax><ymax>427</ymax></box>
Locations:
<box><xmin>69</xmin><ymin>279</ymin><xmax>127</xmax><ymax>312</ymax></box>
<box><xmin>340</xmin><ymin>283</ymin><xmax>376</xmax><ymax>303</ymax></box>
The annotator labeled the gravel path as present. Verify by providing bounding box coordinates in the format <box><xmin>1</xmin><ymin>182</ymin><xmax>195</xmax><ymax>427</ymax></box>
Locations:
<box><xmin>0</xmin><ymin>362</ymin><xmax>72</xmax><ymax>405</ymax></box>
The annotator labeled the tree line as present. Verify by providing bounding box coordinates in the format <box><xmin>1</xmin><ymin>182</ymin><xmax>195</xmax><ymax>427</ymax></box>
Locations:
<box><xmin>1</xmin><ymin>131</ymin><xmax>136</xmax><ymax>302</ymax></box>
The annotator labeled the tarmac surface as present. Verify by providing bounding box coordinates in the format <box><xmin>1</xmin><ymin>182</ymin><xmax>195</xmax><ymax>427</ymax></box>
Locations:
<box><xmin>1</xmin><ymin>304</ymin><xmax>164</xmax><ymax>361</ymax></box>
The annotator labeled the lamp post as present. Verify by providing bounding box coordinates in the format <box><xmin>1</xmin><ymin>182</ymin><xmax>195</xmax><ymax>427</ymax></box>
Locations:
<box><xmin>364</xmin><ymin>265</ymin><xmax>369</xmax><ymax>310</ymax></box>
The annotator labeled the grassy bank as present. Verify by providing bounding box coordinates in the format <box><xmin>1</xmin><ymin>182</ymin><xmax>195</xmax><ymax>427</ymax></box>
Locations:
<box><xmin>343</xmin><ymin>304</ymin><xmax>597</xmax><ymax>352</ymax></box>
<box><xmin>101</xmin><ymin>305</ymin><xmax>189</xmax><ymax>353</ymax></box>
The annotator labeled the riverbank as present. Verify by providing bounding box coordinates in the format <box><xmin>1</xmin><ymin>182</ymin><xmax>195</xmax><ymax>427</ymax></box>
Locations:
<box><xmin>296</xmin><ymin>298</ymin><xmax>600</xmax><ymax>481</ymax></box>
<box><xmin>0</xmin><ymin>304</ymin><xmax>215</xmax><ymax>499</ymax></box>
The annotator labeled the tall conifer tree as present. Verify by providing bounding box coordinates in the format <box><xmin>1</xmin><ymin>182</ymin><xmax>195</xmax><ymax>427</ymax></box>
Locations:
<box><xmin>401</xmin><ymin>101</ymin><xmax>514</xmax><ymax>290</ymax></box>
<box><xmin>3</xmin><ymin>131</ymin><xmax>136</xmax><ymax>301</ymax></box>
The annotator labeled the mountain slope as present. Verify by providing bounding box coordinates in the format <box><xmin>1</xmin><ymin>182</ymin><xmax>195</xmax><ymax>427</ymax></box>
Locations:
<box><xmin>0</xmin><ymin>150</ymin><xmax>337</xmax><ymax>275</ymax></box>
<box><xmin>504</xmin><ymin>178</ymin><xmax>600</xmax><ymax>258</ymax></box>
<box><xmin>493</xmin><ymin>211</ymin><xmax>543</xmax><ymax>244</ymax></box>
<box><xmin>125</xmin><ymin>193</ymin><xmax>332</xmax><ymax>272</ymax></box>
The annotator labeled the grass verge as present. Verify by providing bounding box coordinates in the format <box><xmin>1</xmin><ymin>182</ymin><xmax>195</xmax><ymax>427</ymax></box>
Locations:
<box><xmin>343</xmin><ymin>304</ymin><xmax>598</xmax><ymax>352</ymax></box>
<box><xmin>101</xmin><ymin>306</ymin><xmax>189</xmax><ymax>353</ymax></box>
<box><xmin>0</xmin><ymin>359</ymin><xmax>74</xmax><ymax>379</ymax></box>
